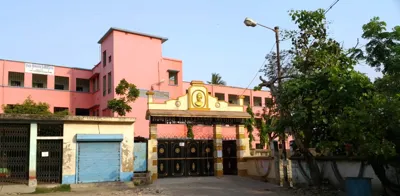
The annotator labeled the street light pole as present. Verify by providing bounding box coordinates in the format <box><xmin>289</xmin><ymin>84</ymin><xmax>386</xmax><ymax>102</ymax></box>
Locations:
<box><xmin>244</xmin><ymin>18</ymin><xmax>288</xmax><ymax>187</ymax></box>
<box><xmin>273</xmin><ymin>26</ymin><xmax>289</xmax><ymax>187</ymax></box>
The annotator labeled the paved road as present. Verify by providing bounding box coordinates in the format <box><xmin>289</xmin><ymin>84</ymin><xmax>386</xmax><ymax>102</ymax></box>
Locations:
<box><xmin>26</xmin><ymin>176</ymin><xmax>287</xmax><ymax>196</ymax></box>
<box><xmin>148</xmin><ymin>176</ymin><xmax>282</xmax><ymax>196</ymax></box>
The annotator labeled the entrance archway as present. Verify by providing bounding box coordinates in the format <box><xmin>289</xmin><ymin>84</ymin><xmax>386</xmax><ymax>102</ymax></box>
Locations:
<box><xmin>145</xmin><ymin>81</ymin><xmax>250</xmax><ymax>181</ymax></box>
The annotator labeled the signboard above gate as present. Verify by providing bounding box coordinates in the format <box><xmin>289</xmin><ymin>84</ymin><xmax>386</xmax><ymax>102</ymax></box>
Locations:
<box><xmin>25</xmin><ymin>63</ymin><xmax>55</xmax><ymax>75</ymax></box>
<box><xmin>145</xmin><ymin>80</ymin><xmax>251</xmax><ymax>124</ymax></box>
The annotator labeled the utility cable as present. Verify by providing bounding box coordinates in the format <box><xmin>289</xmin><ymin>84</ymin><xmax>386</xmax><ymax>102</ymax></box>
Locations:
<box><xmin>240</xmin><ymin>0</ymin><xmax>341</xmax><ymax>95</ymax></box>
<box><xmin>240</xmin><ymin>43</ymin><xmax>275</xmax><ymax>96</ymax></box>
<box><xmin>280</xmin><ymin>0</ymin><xmax>340</xmax><ymax>42</ymax></box>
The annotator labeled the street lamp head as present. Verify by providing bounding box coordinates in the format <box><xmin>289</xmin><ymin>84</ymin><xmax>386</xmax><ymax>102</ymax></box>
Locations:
<box><xmin>244</xmin><ymin>17</ymin><xmax>257</xmax><ymax>27</ymax></box>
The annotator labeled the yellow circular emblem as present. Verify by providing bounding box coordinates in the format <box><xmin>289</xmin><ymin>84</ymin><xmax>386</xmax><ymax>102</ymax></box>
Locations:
<box><xmin>159</xmin><ymin>148</ymin><xmax>164</xmax><ymax>154</ymax></box>
<box><xmin>175</xmin><ymin>148</ymin><xmax>180</xmax><ymax>153</ymax></box>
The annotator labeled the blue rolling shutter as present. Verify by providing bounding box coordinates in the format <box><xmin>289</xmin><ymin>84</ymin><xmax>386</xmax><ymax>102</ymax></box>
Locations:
<box><xmin>77</xmin><ymin>142</ymin><xmax>121</xmax><ymax>183</ymax></box>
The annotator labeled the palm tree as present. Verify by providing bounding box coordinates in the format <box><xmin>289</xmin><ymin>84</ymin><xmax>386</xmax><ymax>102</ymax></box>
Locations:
<box><xmin>207</xmin><ymin>73</ymin><xmax>226</xmax><ymax>85</ymax></box>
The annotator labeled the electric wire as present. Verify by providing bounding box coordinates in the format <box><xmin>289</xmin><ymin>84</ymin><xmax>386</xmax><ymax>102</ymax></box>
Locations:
<box><xmin>239</xmin><ymin>43</ymin><xmax>276</xmax><ymax>96</ymax></box>
<box><xmin>240</xmin><ymin>0</ymin><xmax>341</xmax><ymax>94</ymax></box>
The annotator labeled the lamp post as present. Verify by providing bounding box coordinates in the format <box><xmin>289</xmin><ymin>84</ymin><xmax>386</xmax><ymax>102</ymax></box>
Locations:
<box><xmin>244</xmin><ymin>17</ymin><xmax>288</xmax><ymax>187</ymax></box>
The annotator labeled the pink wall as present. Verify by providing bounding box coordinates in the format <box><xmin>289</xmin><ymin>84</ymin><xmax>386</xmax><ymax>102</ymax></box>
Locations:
<box><xmin>113</xmin><ymin>31</ymin><xmax>163</xmax><ymax>90</ymax></box>
<box><xmin>0</xmin><ymin>28</ymin><xmax>291</xmax><ymax>149</ymax></box>
<box><xmin>98</xmin><ymin>32</ymin><xmax>114</xmax><ymax>113</ymax></box>
<box><xmin>0</xmin><ymin>60</ymin><xmax>93</xmax><ymax>114</ymax></box>
<box><xmin>158</xmin><ymin>57</ymin><xmax>183</xmax><ymax>99</ymax></box>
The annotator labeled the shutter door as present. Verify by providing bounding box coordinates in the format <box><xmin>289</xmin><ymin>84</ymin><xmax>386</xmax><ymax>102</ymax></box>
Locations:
<box><xmin>77</xmin><ymin>142</ymin><xmax>120</xmax><ymax>183</ymax></box>
<box><xmin>133</xmin><ymin>142</ymin><xmax>147</xmax><ymax>172</ymax></box>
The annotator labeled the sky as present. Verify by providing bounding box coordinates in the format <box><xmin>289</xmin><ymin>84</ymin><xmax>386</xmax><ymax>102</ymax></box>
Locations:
<box><xmin>0</xmin><ymin>0</ymin><xmax>399</xmax><ymax>88</ymax></box>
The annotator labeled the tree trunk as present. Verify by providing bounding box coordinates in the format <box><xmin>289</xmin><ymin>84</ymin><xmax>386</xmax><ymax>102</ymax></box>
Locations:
<box><xmin>304</xmin><ymin>150</ymin><xmax>323</xmax><ymax>187</ymax></box>
<box><xmin>371</xmin><ymin>161</ymin><xmax>400</xmax><ymax>196</ymax></box>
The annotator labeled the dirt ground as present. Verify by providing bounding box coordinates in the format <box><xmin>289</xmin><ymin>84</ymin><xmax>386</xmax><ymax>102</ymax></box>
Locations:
<box><xmin>2</xmin><ymin>176</ymin><xmax>347</xmax><ymax>196</ymax></box>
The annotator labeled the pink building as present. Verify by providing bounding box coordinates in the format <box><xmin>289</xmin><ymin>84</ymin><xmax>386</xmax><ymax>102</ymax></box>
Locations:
<box><xmin>0</xmin><ymin>27</ymin><xmax>286</xmax><ymax>148</ymax></box>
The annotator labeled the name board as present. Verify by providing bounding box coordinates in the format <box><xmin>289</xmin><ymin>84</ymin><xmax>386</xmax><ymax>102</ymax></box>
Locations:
<box><xmin>25</xmin><ymin>63</ymin><xmax>55</xmax><ymax>75</ymax></box>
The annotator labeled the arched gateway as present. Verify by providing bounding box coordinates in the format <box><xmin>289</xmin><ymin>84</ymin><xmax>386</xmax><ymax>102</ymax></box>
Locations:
<box><xmin>145</xmin><ymin>81</ymin><xmax>251</xmax><ymax>181</ymax></box>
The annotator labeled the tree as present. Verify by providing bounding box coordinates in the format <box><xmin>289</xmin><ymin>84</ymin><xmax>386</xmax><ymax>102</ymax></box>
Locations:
<box><xmin>355</xmin><ymin>17</ymin><xmax>400</xmax><ymax>195</ymax></box>
<box><xmin>245</xmin><ymin>99</ymin><xmax>279</xmax><ymax>149</ymax></box>
<box><xmin>107</xmin><ymin>79</ymin><xmax>140</xmax><ymax>116</ymax></box>
<box><xmin>207</xmin><ymin>73</ymin><xmax>226</xmax><ymax>85</ymax></box>
<box><xmin>254</xmin><ymin>9</ymin><xmax>397</xmax><ymax>188</ymax></box>
<box><xmin>2</xmin><ymin>96</ymin><xmax>68</xmax><ymax>115</ymax></box>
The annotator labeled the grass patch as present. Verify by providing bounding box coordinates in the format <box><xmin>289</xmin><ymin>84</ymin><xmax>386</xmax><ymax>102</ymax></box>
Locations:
<box><xmin>32</xmin><ymin>184</ymin><xmax>71</xmax><ymax>194</ymax></box>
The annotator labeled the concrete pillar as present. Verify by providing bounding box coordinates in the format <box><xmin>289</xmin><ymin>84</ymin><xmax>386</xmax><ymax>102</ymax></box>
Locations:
<box><xmin>28</xmin><ymin>123</ymin><xmax>37</xmax><ymax>187</ymax></box>
<box><xmin>146</xmin><ymin>91</ymin><xmax>154</xmax><ymax>104</ymax></box>
<box><xmin>236</xmin><ymin>124</ymin><xmax>247</xmax><ymax>176</ymax></box>
<box><xmin>147</xmin><ymin>124</ymin><xmax>158</xmax><ymax>182</ymax></box>
<box><xmin>24</xmin><ymin>73</ymin><xmax>32</xmax><ymax>88</ymax></box>
<box><xmin>48</xmin><ymin>75</ymin><xmax>54</xmax><ymax>90</ymax></box>
<box><xmin>213</xmin><ymin>125</ymin><xmax>223</xmax><ymax>177</ymax></box>
<box><xmin>238</xmin><ymin>95</ymin><xmax>244</xmax><ymax>106</ymax></box>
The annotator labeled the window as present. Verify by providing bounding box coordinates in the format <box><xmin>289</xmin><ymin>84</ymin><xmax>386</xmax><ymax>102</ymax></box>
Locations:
<box><xmin>8</xmin><ymin>72</ymin><xmax>24</xmax><ymax>87</ymax></box>
<box><xmin>265</xmin><ymin>97</ymin><xmax>273</xmax><ymax>108</ymax></box>
<box><xmin>228</xmin><ymin>94</ymin><xmax>238</xmax><ymax>104</ymax></box>
<box><xmin>108</xmin><ymin>55</ymin><xmax>112</xmax><ymax>63</ymax></box>
<box><xmin>32</xmin><ymin>74</ymin><xmax>47</xmax><ymax>88</ymax></box>
<box><xmin>103</xmin><ymin>75</ymin><xmax>106</xmax><ymax>96</ymax></box>
<box><xmin>107</xmin><ymin>72</ymin><xmax>112</xmax><ymax>94</ymax></box>
<box><xmin>168</xmin><ymin>70</ymin><xmax>178</xmax><ymax>85</ymax></box>
<box><xmin>253</xmin><ymin>96</ymin><xmax>262</xmax><ymax>106</ymax></box>
<box><xmin>75</xmin><ymin>108</ymin><xmax>90</xmax><ymax>116</ymax></box>
<box><xmin>103</xmin><ymin>50</ymin><xmax>107</xmax><ymax>67</ymax></box>
<box><xmin>215</xmin><ymin>93</ymin><xmax>225</xmax><ymax>101</ymax></box>
<box><xmin>244</xmin><ymin>96</ymin><xmax>250</xmax><ymax>106</ymax></box>
<box><xmin>54</xmin><ymin>107</ymin><xmax>68</xmax><ymax>113</ymax></box>
<box><xmin>76</xmin><ymin>78</ymin><xmax>89</xmax><ymax>92</ymax></box>
<box><xmin>55</xmin><ymin>76</ymin><xmax>69</xmax><ymax>90</ymax></box>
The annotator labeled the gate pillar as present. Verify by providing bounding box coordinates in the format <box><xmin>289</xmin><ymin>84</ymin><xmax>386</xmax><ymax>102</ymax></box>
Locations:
<box><xmin>148</xmin><ymin>124</ymin><xmax>158</xmax><ymax>182</ymax></box>
<box><xmin>213</xmin><ymin>125</ymin><xmax>223</xmax><ymax>177</ymax></box>
<box><xmin>29</xmin><ymin>123</ymin><xmax>38</xmax><ymax>187</ymax></box>
<box><xmin>236</xmin><ymin>124</ymin><xmax>247</xmax><ymax>176</ymax></box>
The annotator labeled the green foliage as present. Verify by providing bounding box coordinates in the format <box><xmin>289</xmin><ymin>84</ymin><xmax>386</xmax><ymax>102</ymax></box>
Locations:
<box><xmin>2</xmin><ymin>96</ymin><xmax>69</xmax><ymax>116</ymax></box>
<box><xmin>207</xmin><ymin>73</ymin><xmax>226</xmax><ymax>85</ymax></box>
<box><xmin>186</xmin><ymin>124</ymin><xmax>194</xmax><ymax>139</ymax></box>
<box><xmin>359</xmin><ymin>17</ymin><xmax>400</xmax><ymax>157</ymax></box>
<box><xmin>245</xmin><ymin>103</ymin><xmax>279</xmax><ymax>149</ymax></box>
<box><xmin>54</xmin><ymin>109</ymin><xmax>70</xmax><ymax>116</ymax></box>
<box><xmin>107</xmin><ymin>79</ymin><xmax>140</xmax><ymax>116</ymax></box>
<box><xmin>279</xmin><ymin>10</ymin><xmax>398</xmax><ymax>161</ymax></box>
<box><xmin>244</xmin><ymin>106</ymin><xmax>255</xmax><ymax>146</ymax></box>
<box><xmin>33</xmin><ymin>184</ymin><xmax>71</xmax><ymax>194</ymax></box>
<box><xmin>2</xmin><ymin>96</ymin><xmax>51</xmax><ymax>115</ymax></box>
<box><xmin>360</xmin><ymin>17</ymin><xmax>400</xmax><ymax>74</ymax></box>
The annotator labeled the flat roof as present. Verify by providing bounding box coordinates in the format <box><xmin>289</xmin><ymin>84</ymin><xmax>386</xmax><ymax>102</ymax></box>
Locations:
<box><xmin>98</xmin><ymin>27</ymin><xmax>168</xmax><ymax>44</ymax></box>
<box><xmin>0</xmin><ymin>58</ymin><xmax>93</xmax><ymax>71</ymax></box>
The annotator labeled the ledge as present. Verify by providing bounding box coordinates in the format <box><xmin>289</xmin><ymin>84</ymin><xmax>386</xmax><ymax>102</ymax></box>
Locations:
<box><xmin>243</xmin><ymin>156</ymin><xmax>274</xmax><ymax>161</ymax></box>
<box><xmin>0</xmin><ymin>114</ymin><xmax>136</xmax><ymax>123</ymax></box>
